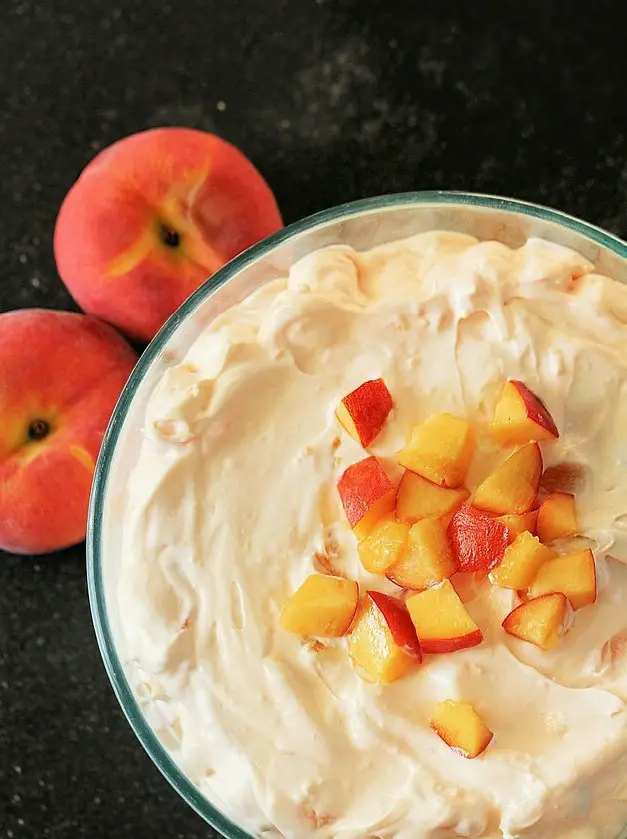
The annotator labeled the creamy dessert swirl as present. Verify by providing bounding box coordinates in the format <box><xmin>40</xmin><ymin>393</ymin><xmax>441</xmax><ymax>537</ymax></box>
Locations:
<box><xmin>116</xmin><ymin>231</ymin><xmax>627</xmax><ymax>839</ymax></box>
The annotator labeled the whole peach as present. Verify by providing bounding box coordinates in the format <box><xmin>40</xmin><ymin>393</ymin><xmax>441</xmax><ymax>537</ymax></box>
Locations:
<box><xmin>0</xmin><ymin>309</ymin><xmax>137</xmax><ymax>554</ymax></box>
<box><xmin>54</xmin><ymin>127</ymin><xmax>283</xmax><ymax>341</ymax></box>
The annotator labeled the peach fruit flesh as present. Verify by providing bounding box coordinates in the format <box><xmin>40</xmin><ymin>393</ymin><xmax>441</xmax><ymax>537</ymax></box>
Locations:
<box><xmin>386</xmin><ymin>518</ymin><xmax>458</xmax><ymax>590</ymax></box>
<box><xmin>397</xmin><ymin>413</ymin><xmax>475</xmax><ymax>488</ymax></box>
<box><xmin>490</xmin><ymin>380</ymin><xmax>559</xmax><ymax>445</ymax></box>
<box><xmin>489</xmin><ymin>531</ymin><xmax>555</xmax><ymax>589</ymax></box>
<box><xmin>279</xmin><ymin>575</ymin><xmax>359</xmax><ymax>637</ymax></box>
<box><xmin>526</xmin><ymin>548</ymin><xmax>596</xmax><ymax>610</ymax></box>
<box><xmin>473</xmin><ymin>442</ymin><xmax>542</xmax><ymax>515</ymax></box>
<box><xmin>0</xmin><ymin>310</ymin><xmax>137</xmax><ymax>555</ymax></box>
<box><xmin>336</xmin><ymin>378</ymin><xmax>393</xmax><ymax>447</ymax></box>
<box><xmin>406</xmin><ymin>579</ymin><xmax>483</xmax><ymax>653</ymax></box>
<box><xmin>396</xmin><ymin>470</ymin><xmax>469</xmax><ymax>525</ymax></box>
<box><xmin>502</xmin><ymin>593</ymin><xmax>572</xmax><ymax>650</ymax></box>
<box><xmin>497</xmin><ymin>509</ymin><xmax>539</xmax><ymax>539</ymax></box>
<box><xmin>431</xmin><ymin>700</ymin><xmax>493</xmax><ymax>758</ymax></box>
<box><xmin>536</xmin><ymin>492</ymin><xmax>579</xmax><ymax>543</ymax></box>
<box><xmin>337</xmin><ymin>456</ymin><xmax>396</xmax><ymax>540</ymax></box>
<box><xmin>348</xmin><ymin>591</ymin><xmax>422</xmax><ymax>682</ymax></box>
<box><xmin>54</xmin><ymin>127</ymin><xmax>283</xmax><ymax>341</ymax></box>
<box><xmin>448</xmin><ymin>505</ymin><xmax>510</xmax><ymax>573</ymax></box>
<box><xmin>358</xmin><ymin>515</ymin><xmax>409</xmax><ymax>574</ymax></box>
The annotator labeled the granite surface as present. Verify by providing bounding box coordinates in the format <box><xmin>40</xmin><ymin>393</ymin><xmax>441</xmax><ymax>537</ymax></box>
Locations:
<box><xmin>1</xmin><ymin>1</ymin><xmax>627</xmax><ymax>837</ymax></box>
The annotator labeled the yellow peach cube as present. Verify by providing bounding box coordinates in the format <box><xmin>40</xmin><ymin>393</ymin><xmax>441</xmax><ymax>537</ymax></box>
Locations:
<box><xmin>280</xmin><ymin>575</ymin><xmax>359</xmax><ymax>637</ymax></box>
<box><xmin>397</xmin><ymin>413</ymin><xmax>475</xmax><ymax>488</ymax></box>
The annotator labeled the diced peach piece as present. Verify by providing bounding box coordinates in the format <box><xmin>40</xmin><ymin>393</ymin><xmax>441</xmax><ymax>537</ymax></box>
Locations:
<box><xmin>430</xmin><ymin>700</ymin><xmax>493</xmax><ymax>759</ymax></box>
<box><xmin>358</xmin><ymin>515</ymin><xmax>409</xmax><ymax>574</ymax></box>
<box><xmin>497</xmin><ymin>509</ymin><xmax>539</xmax><ymax>539</ymax></box>
<box><xmin>526</xmin><ymin>548</ymin><xmax>596</xmax><ymax>610</ymax></box>
<box><xmin>336</xmin><ymin>378</ymin><xmax>393</xmax><ymax>447</ymax></box>
<box><xmin>473</xmin><ymin>443</ymin><xmax>542</xmax><ymax>515</ymax></box>
<box><xmin>448</xmin><ymin>505</ymin><xmax>510</xmax><ymax>573</ymax></box>
<box><xmin>490</xmin><ymin>380</ymin><xmax>559</xmax><ymax>446</ymax></box>
<box><xmin>536</xmin><ymin>492</ymin><xmax>579</xmax><ymax>543</ymax></box>
<box><xmin>406</xmin><ymin>579</ymin><xmax>483</xmax><ymax>653</ymax></box>
<box><xmin>502</xmin><ymin>593</ymin><xmax>572</xmax><ymax>650</ymax></box>
<box><xmin>397</xmin><ymin>413</ymin><xmax>476</xmax><ymax>488</ymax></box>
<box><xmin>348</xmin><ymin>591</ymin><xmax>422</xmax><ymax>683</ymax></box>
<box><xmin>337</xmin><ymin>456</ymin><xmax>396</xmax><ymax>540</ymax></box>
<box><xmin>386</xmin><ymin>518</ymin><xmax>458</xmax><ymax>590</ymax></box>
<box><xmin>489</xmin><ymin>531</ymin><xmax>556</xmax><ymax>589</ymax></box>
<box><xmin>396</xmin><ymin>470</ymin><xmax>470</xmax><ymax>525</ymax></box>
<box><xmin>280</xmin><ymin>575</ymin><xmax>359</xmax><ymax>637</ymax></box>
<box><xmin>368</xmin><ymin>591</ymin><xmax>423</xmax><ymax>660</ymax></box>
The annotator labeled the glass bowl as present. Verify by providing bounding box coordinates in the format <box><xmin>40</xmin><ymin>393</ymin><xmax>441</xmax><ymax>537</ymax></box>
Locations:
<box><xmin>87</xmin><ymin>191</ymin><xmax>627</xmax><ymax>839</ymax></box>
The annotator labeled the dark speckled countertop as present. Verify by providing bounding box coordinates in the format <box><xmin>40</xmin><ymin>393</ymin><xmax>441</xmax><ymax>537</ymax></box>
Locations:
<box><xmin>1</xmin><ymin>1</ymin><xmax>627</xmax><ymax>837</ymax></box>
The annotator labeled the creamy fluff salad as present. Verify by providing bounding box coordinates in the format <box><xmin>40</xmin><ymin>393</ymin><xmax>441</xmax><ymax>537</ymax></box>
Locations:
<box><xmin>113</xmin><ymin>231</ymin><xmax>627</xmax><ymax>839</ymax></box>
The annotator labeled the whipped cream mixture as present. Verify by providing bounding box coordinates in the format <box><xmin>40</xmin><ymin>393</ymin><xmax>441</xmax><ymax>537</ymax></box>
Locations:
<box><xmin>115</xmin><ymin>232</ymin><xmax>627</xmax><ymax>839</ymax></box>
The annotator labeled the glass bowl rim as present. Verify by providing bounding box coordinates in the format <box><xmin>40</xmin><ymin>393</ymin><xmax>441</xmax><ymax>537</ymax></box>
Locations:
<box><xmin>86</xmin><ymin>190</ymin><xmax>627</xmax><ymax>838</ymax></box>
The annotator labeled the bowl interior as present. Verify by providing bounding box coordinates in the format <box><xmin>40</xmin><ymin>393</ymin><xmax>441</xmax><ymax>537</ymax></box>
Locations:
<box><xmin>88</xmin><ymin>191</ymin><xmax>627</xmax><ymax>838</ymax></box>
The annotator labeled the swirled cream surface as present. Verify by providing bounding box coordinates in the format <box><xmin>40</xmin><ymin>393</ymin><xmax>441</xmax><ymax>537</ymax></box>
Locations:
<box><xmin>115</xmin><ymin>232</ymin><xmax>627</xmax><ymax>839</ymax></box>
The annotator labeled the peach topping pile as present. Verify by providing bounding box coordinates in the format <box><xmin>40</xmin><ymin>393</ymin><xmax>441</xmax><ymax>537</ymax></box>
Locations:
<box><xmin>280</xmin><ymin>378</ymin><xmax>594</xmax><ymax>759</ymax></box>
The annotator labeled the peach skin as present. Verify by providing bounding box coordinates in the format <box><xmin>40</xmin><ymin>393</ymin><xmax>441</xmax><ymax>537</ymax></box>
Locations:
<box><xmin>406</xmin><ymin>579</ymin><xmax>483</xmax><ymax>653</ymax></box>
<box><xmin>337</xmin><ymin>456</ymin><xmax>396</xmax><ymax>540</ymax></box>
<box><xmin>448</xmin><ymin>505</ymin><xmax>510</xmax><ymax>573</ymax></box>
<box><xmin>348</xmin><ymin>591</ymin><xmax>422</xmax><ymax>683</ymax></box>
<box><xmin>336</xmin><ymin>378</ymin><xmax>393</xmax><ymax>447</ymax></box>
<box><xmin>490</xmin><ymin>380</ymin><xmax>559</xmax><ymax>445</ymax></box>
<box><xmin>0</xmin><ymin>310</ymin><xmax>137</xmax><ymax>554</ymax></box>
<box><xmin>54</xmin><ymin>127</ymin><xmax>283</xmax><ymax>341</ymax></box>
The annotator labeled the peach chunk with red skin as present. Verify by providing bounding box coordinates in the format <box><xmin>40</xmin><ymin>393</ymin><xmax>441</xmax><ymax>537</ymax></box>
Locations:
<box><xmin>386</xmin><ymin>518</ymin><xmax>458</xmax><ymax>590</ymax></box>
<box><xmin>397</xmin><ymin>413</ymin><xmax>476</xmax><ymax>488</ymax></box>
<box><xmin>489</xmin><ymin>531</ymin><xmax>555</xmax><ymax>589</ymax></box>
<box><xmin>54</xmin><ymin>127</ymin><xmax>283</xmax><ymax>341</ymax></box>
<box><xmin>348</xmin><ymin>591</ymin><xmax>422</xmax><ymax>683</ymax></box>
<box><xmin>396</xmin><ymin>470</ymin><xmax>470</xmax><ymax>525</ymax></box>
<box><xmin>502</xmin><ymin>593</ymin><xmax>572</xmax><ymax>650</ymax></box>
<box><xmin>279</xmin><ymin>575</ymin><xmax>359</xmax><ymax>637</ymax></box>
<box><xmin>448</xmin><ymin>505</ymin><xmax>511</xmax><ymax>573</ymax></box>
<box><xmin>406</xmin><ymin>579</ymin><xmax>482</xmax><ymax>653</ymax></box>
<box><xmin>473</xmin><ymin>443</ymin><xmax>543</xmax><ymax>516</ymax></box>
<box><xmin>358</xmin><ymin>515</ymin><xmax>409</xmax><ymax>574</ymax></box>
<box><xmin>0</xmin><ymin>309</ymin><xmax>137</xmax><ymax>555</ymax></box>
<box><xmin>337</xmin><ymin>456</ymin><xmax>396</xmax><ymax>540</ymax></box>
<box><xmin>431</xmin><ymin>700</ymin><xmax>493</xmax><ymax>759</ymax></box>
<box><xmin>526</xmin><ymin>548</ymin><xmax>596</xmax><ymax>610</ymax></box>
<box><xmin>490</xmin><ymin>380</ymin><xmax>559</xmax><ymax>446</ymax></box>
<box><xmin>336</xmin><ymin>378</ymin><xmax>393</xmax><ymax>447</ymax></box>
<box><xmin>536</xmin><ymin>492</ymin><xmax>579</xmax><ymax>543</ymax></box>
